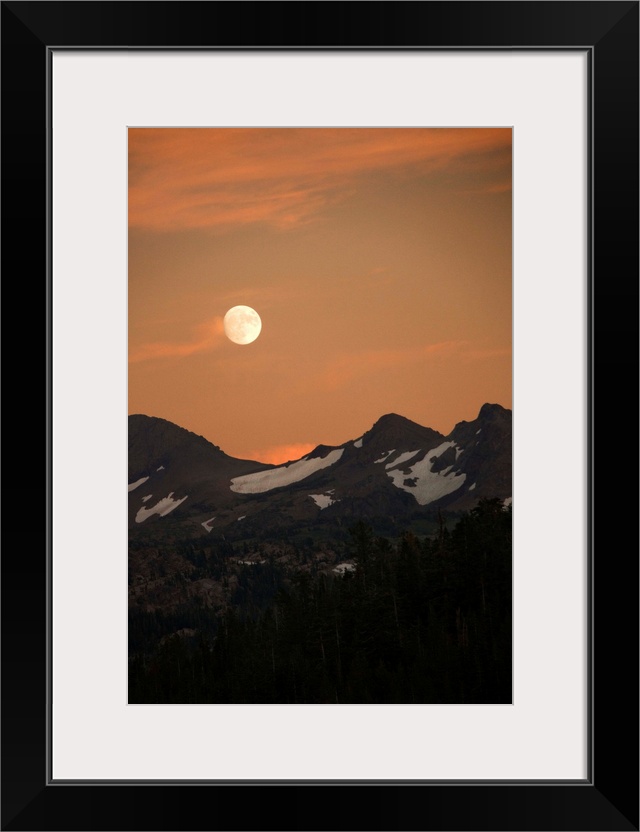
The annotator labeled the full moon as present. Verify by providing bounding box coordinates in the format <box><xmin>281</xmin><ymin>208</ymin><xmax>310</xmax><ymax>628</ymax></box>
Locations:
<box><xmin>223</xmin><ymin>305</ymin><xmax>262</xmax><ymax>345</ymax></box>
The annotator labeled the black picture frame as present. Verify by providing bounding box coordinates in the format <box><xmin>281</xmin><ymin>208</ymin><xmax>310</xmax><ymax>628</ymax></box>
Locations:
<box><xmin>3</xmin><ymin>2</ymin><xmax>638</xmax><ymax>830</ymax></box>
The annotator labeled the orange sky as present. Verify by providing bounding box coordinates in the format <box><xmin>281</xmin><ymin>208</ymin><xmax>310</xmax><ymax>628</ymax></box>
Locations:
<box><xmin>129</xmin><ymin>128</ymin><xmax>512</xmax><ymax>464</ymax></box>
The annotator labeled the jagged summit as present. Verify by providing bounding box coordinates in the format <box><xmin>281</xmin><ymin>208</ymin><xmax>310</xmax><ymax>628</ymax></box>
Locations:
<box><xmin>450</xmin><ymin>402</ymin><xmax>511</xmax><ymax>433</ymax></box>
<box><xmin>479</xmin><ymin>402</ymin><xmax>511</xmax><ymax>418</ymax></box>
<box><xmin>361</xmin><ymin>412</ymin><xmax>445</xmax><ymax>454</ymax></box>
<box><xmin>370</xmin><ymin>412</ymin><xmax>421</xmax><ymax>429</ymax></box>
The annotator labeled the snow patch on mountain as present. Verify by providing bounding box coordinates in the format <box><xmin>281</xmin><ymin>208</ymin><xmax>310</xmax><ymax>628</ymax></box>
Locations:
<box><xmin>386</xmin><ymin>449</ymin><xmax>420</xmax><ymax>469</ymax></box>
<box><xmin>230</xmin><ymin>449</ymin><xmax>344</xmax><ymax>494</ymax></box>
<box><xmin>135</xmin><ymin>493</ymin><xmax>188</xmax><ymax>523</ymax></box>
<box><xmin>141</xmin><ymin>494</ymin><xmax>153</xmax><ymax>503</ymax></box>
<box><xmin>387</xmin><ymin>441</ymin><xmax>466</xmax><ymax>505</ymax></box>
<box><xmin>503</xmin><ymin>497</ymin><xmax>512</xmax><ymax>507</ymax></box>
<box><xmin>353</xmin><ymin>437</ymin><xmax>363</xmax><ymax>448</ymax></box>
<box><xmin>429</xmin><ymin>441</ymin><xmax>456</xmax><ymax>460</ymax></box>
<box><xmin>309</xmin><ymin>493</ymin><xmax>339</xmax><ymax>509</ymax></box>
<box><xmin>374</xmin><ymin>449</ymin><xmax>396</xmax><ymax>464</ymax></box>
<box><xmin>469</xmin><ymin>483</ymin><xmax>476</xmax><ymax>491</ymax></box>
<box><xmin>201</xmin><ymin>517</ymin><xmax>216</xmax><ymax>532</ymax></box>
<box><xmin>156</xmin><ymin>465</ymin><xmax>165</xmax><ymax>471</ymax></box>
<box><xmin>128</xmin><ymin>476</ymin><xmax>149</xmax><ymax>492</ymax></box>
<box><xmin>238</xmin><ymin>515</ymin><xmax>246</xmax><ymax>521</ymax></box>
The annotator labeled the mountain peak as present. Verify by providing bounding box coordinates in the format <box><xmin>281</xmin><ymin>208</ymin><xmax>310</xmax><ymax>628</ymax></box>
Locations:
<box><xmin>370</xmin><ymin>412</ymin><xmax>422</xmax><ymax>431</ymax></box>
<box><xmin>361</xmin><ymin>412</ymin><xmax>445</xmax><ymax>452</ymax></box>
<box><xmin>450</xmin><ymin>402</ymin><xmax>511</xmax><ymax>439</ymax></box>
<box><xmin>476</xmin><ymin>403</ymin><xmax>512</xmax><ymax>428</ymax></box>
<box><xmin>129</xmin><ymin>414</ymin><xmax>223</xmax><ymax>454</ymax></box>
<box><xmin>478</xmin><ymin>402</ymin><xmax>510</xmax><ymax>418</ymax></box>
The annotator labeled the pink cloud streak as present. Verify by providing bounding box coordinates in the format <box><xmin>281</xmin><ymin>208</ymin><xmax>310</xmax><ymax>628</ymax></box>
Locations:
<box><xmin>129</xmin><ymin>317</ymin><xmax>224</xmax><ymax>363</ymax></box>
<box><xmin>129</xmin><ymin>128</ymin><xmax>512</xmax><ymax>232</ymax></box>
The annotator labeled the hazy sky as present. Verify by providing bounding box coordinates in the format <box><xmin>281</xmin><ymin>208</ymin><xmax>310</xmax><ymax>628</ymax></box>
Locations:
<box><xmin>129</xmin><ymin>128</ymin><xmax>511</xmax><ymax>464</ymax></box>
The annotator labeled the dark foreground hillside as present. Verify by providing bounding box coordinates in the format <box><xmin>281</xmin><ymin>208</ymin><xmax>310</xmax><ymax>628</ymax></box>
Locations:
<box><xmin>129</xmin><ymin>498</ymin><xmax>511</xmax><ymax>704</ymax></box>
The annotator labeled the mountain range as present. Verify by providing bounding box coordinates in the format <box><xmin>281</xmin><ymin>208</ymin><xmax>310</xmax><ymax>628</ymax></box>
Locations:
<box><xmin>128</xmin><ymin>403</ymin><xmax>511</xmax><ymax>546</ymax></box>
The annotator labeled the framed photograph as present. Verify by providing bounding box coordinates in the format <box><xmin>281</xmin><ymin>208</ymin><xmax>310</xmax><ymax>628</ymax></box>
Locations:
<box><xmin>126</xmin><ymin>123</ymin><xmax>514</xmax><ymax>712</ymax></box>
<box><xmin>3</xmin><ymin>2</ymin><xmax>637</xmax><ymax>830</ymax></box>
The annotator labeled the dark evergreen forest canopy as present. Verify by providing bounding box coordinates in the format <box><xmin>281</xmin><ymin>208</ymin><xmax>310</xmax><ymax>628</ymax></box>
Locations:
<box><xmin>129</xmin><ymin>498</ymin><xmax>512</xmax><ymax>704</ymax></box>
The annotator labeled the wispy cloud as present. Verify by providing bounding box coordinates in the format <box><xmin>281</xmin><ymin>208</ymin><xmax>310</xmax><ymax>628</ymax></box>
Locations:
<box><xmin>460</xmin><ymin>179</ymin><xmax>512</xmax><ymax>195</ymax></box>
<box><xmin>129</xmin><ymin>317</ymin><xmax>224</xmax><ymax>363</ymax></box>
<box><xmin>481</xmin><ymin>180</ymin><xmax>512</xmax><ymax>194</ymax></box>
<box><xmin>463</xmin><ymin>346</ymin><xmax>511</xmax><ymax>361</ymax></box>
<box><xmin>319</xmin><ymin>340</ymin><xmax>467</xmax><ymax>391</ymax></box>
<box><xmin>129</xmin><ymin>128</ymin><xmax>512</xmax><ymax>232</ymax></box>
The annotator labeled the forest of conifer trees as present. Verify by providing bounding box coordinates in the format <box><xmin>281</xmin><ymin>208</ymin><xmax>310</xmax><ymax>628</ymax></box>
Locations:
<box><xmin>129</xmin><ymin>498</ymin><xmax>511</xmax><ymax>704</ymax></box>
